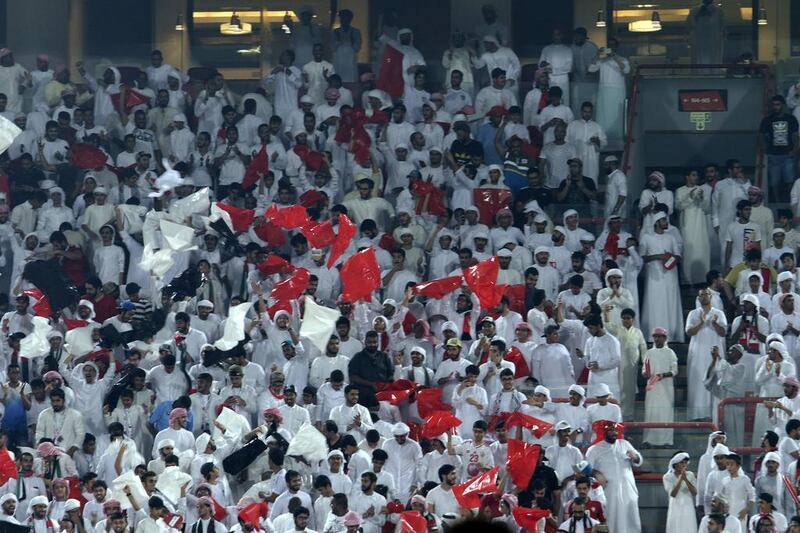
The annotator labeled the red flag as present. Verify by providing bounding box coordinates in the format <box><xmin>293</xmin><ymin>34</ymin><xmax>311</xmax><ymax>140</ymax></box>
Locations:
<box><xmin>238</xmin><ymin>501</ymin><xmax>269</xmax><ymax>531</ymax></box>
<box><xmin>377</xmin><ymin>44</ymin><xmax>405</xmax><ymax>99</ymax></box>
<box><xmin>216</xmin><ymin>203</ymin><xmax>254</xmax><ymax>232</ymax></box>
<box><xmin>505</xmin><ymin>412</ymin><xmax>554</xmax><ymax>439</ymax></box>
<box><xmin>399</xmin><ymin>511</ymin><xmax>427</xmax><ymax>533</ymax></box>
<box><xmin>375</xmin><ymin>379</ymin><xmax>416</xmax><ymax>405</ymax></box>
<box><xmin>512</xmin><ymin>507</ymin><xmax>551</xmax><ymax>532</ymax></box>
<box><xmin>253</xmin><ymin>219</ymin><xmax>287</xmax><ymax>247</ymax></box>
<box><xmin>591</xmin><ymin>420</ymin><xmax>625</xmax><ymax>445</ymax></box>
<box><xmin>412</xmin><ymin>276</ymin><xmax>463</xmax><ymax>299</ymax></box>
<box><xmin>505</xmin><ymin>346</ymin><xmax>530</xmax><ymax>379</ymax></box>
<box><xmin>504</xmin><ymin>284</ymin><xmax>526</xmax><ymax>316</ymax></box>
<box><xmin>335</xmin><ymin>108</ymin><xmax>372</xmax><ymax>165</ymax></box>
<box><xmin>452</xmin><ymin>466</ymin><xmax>499</xmax><ymax>509</ymax></box>
<box><xmin>64</xmin><ymin>319</ymin><xmax>89</xmax><ymax>330</ymax></box>
<box><xmin>326</xmin><ymin>215</ymin><xmax>357</xmax><ymax>268</ymax></box>
<box><xmin>265</xmin><ymin>204</ymin><xmax>310</xmax><ymax>230</ymax></box>
<box><xmin>270</xmin><ymin>268</ymin><xmax>310</xmax><ymax>301</ymax></box>
<box><xmin>415</xmin><ymin>388</ymin><xmax>452</xmax><ymax>418</ymax></box>
<box><xmin>420</xmin><ymin>411</ymin><xmax>462</xmax><ymax>439</ymax></box>
<box><xmin>506</xmin><ymin>438</ymin><xmax>540</xmax><ymax>489</ymax></box>
<box><xmin>292</xmin><ymin>145</ymin><xmax>324</xmax><ymax>171</ymax></box>
<box><xmin>411</xmin><ymin>181</ymin><xmax>447</xmax><ymax>216</ymax></box>
<box><xmin>23</xmin><ymin>288</ymin><xmax>52</xmax><ymax>318</ymax></box>
<box><xmin>301</xmin><ymin>220</ymin><xmax>337</xmax><ymax>249</ymax></box>
<box><xmin>340</xmin><ymin>248</ymin><xmax>381</xmax><ymax>303</ymax></box>
<box><xmin>0</xmin><ymin>450</ymin><xmax>17</xmax><ymax>486</ymax></box>
<box><xmin>299</xmin><ymin>189</ymin><xmax>327</xmax><ymax>209</ymax></box>
<box><xmin>243</xmin><ymin>145</ymin><xmax>268</xmax><ymax>190</ymax></box>
<box><xmin>256</xmin><ymin>255</ymin><xmax>294</xmax><ymax>276</ymax></box>
<box><xmin>267</xmin><ymin>300</ymin><xmax>292</xmax><ymax>319</ymax></box>
<box><xmin>70</xmin><ymin>143</ymin><xmax>107</xmax><ymax>170</ymax></box>
<box><xmin>473</xmin><ymin>188</ymin><xmax>513</xmax><ymax>226</ymax></box>
<box><xmin>463</xmin><ymin>257</ymin><xmax>506</xmax><ymax>310</ymax></box>
<box><xmin>211</xmin><ymin>496</ymin><xmax>228</xmax><ymax>521</ymax></box>
<box><xmin>110</xmin><ymin>86</ymin><xmax>150</xmax><ymax>114</ymax></box>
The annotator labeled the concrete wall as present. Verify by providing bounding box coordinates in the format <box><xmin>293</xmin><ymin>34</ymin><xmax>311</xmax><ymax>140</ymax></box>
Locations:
<box><xmin>6</xmin><ymin>0</ymin><xmax>69</xmax><ymax>67</ymax></box>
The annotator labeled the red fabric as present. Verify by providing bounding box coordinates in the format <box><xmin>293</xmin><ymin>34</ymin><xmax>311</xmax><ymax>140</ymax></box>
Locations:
<box><xmin>211</xmin><ymin>496</ymin><xmax>228</xmax><ymax>521</ymax></box>
<box><xmin>463</xmin><ymin>257</ymin><xmax>506</xmax><ymax>309</ymax></box>
<box><xmin>506</xmin><ymin>438</ymin><xmax>540</xmax><ymax>488</ymax></box>
<box><xmin>473</xmin><ymin>188</ymin><xmax>513</xmax><ymax>226</ymax></box>
<box><xmin>292</xmin><ymin>145</ymin><xmax>324</xmax><ymax>171</ymax></box>
<box><xmin>257</xmin><ymin>255</ymin><xmax>294</xmax><ymax>276</ymax></box>
<box><xmin>505</xmin><ymin>412</ymin><xmax>554</xmax><ymax>439</ymax></box>
<box><xmin>412</xmin><ymin>276</ymin><xmax>463</xmax><ymax>299</ymax></box>
<box><xmin>487</xmin><ymin>105</ymin><xmax>507</xmax><ymax>118</ymax></box>
<box><xmin>239</xmin><ymin>502</ymin><xmax>269</xmax><ymax>531</ymax></box>
<box><xmin>253</xmin><ymin>219</ymin><xmax>287</xmax><ymax>247</ymax></box>
<box><xmin>603</xmin><ymin>231</ymin><xmax>622</xmax><ymax>259</ymax></box>
<box><xmin>265</xmin><ymin>204</ymin><xmax>311</xmax><ymax>230</ymax></box>
<box><xmin>243</xmin><ymin>145</ymin><xmax>268</xmax><ymax>190</ymax></box>
<box><xmin>270</xmin><ymin>268</ymin><xmax>310</xmax><ymax>301</ymax></box>
<box><xmin>377</xmin><ymin>44</ymin><xmax>405</xmax><ymax>99</ymax></box>
<box><xmin>326</xmin><ymin>215</ymin><xmax>357</xmax><ymax>268</ymax></box>
<box><xmin>23</xmin><ymin>288</ymin><xmax>52</xmax><ymax>318</ymax></box>
<box><xmin>375</xmin><ymin>384</ymin><xmax>414</xmax><ymax>405</ymax></box>
<box><xmin>512</xmin><ymin>507</ymin><xmax>551</xmax><ymax>531</ymax></box>
<box><xmin>452</xmin><ymin>466</ymin><xmax>499</xmax><ymax>509</ymax></box>
<box><xmin>70</xmin><ymin>144</ymin><xmax>107</xmax><ymax>170</ymax></box>
<box><xmin>366</xmin><ymin>110</ymin><xmax>390</xmax><ymax>125</ymax></box>
<box><xmin>503</xmin><ymin>284</ymin><xmax>526</xmax><ymax>315</ymax></box>
<box><xmin>411</xmin><ymin>181</ymin><xmax>447</xmax><ymax>216</ymax></box>
<box><xmin>67</xmin><ymin>476</ymin><xmax>86</xmax><ymax>508</ymax></box>
<box><xmin>301</xmin><ymin>220</ymin><xmax>337</xmax><ymax>249</ymax></box>
<box><xmin>399</xmin><ymin>511</ymin><xmax>427</xmax><ymax>533</ymax></box>
<box><xmin>299</xmin><ymin>189</ymin><xmax>327</xmax><ymax>209</ymax></box>
<box><xmin>415</xmin><ymin>388</ymin><xmax>452</xmax><ymax>418</ymax></box>
<box><xmin>591</xmin><ymin>420</ymin><xmax>625</xmax><ymax>445</ymax></box>
<box><xmin>0</xmin><ymin>450</ymin><xmax>17</xmax><ymax>486</ymax></box>
<box><xmin>340</xmin><ymin>247</ymin><xmax>381</xmax><ymax>303</ymax></box>
<box><xmin>64</xmin><ymin>319</ymin><xmax>89</xmax><ymax>330</ymax></box>
<box><xmin>267</xmin><ymin>300</ymin><xmax>292</xmax><ymax>320</ymax></box>
<box><xmin>420</xmin><ymin>411</ymin><xmax>462</xmax><ymax>439</ymax></box>
<box><xmin>216</xmin><ymin>203</ymin><xmax>254</xmax><ymax>232</ymax></box>
<box><xmin>505</xmin><ymin>346</ymin><xmax>530</xmax><ymax>379</ymax></box>
<box><xmin>378</xmin><ymin>233</ymin><xmax>397</xmax><ymax>252</ymax></box>
<box><xmin>335</xmin><ymin>108</ymin><xmax>371</xmax><ymax>164</ymax></box>
<box><xmin>110</xmin><ymin>87</ymin><xmax>150</xmax><ymax>114</ymax></box>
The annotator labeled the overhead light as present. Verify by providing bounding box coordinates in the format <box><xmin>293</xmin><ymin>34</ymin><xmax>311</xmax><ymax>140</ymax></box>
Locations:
<box><xmin>220</xmin><ymin>11</ymin><xmax>252</xmax><ymax>35</ymax></box>
<box><xmin>758</xmin><ymin>8</ymin><xmax>768</xmax><ymax>25</ymax></box>
<box><xmin>628</xmin><ymin>11</ymin><xmax>662</xmax><ymax>32</ymax></box>
<box><xmin>175</xmin><ymin>13</ymin><xmax>184</xmax><ymax>31</ymax></box>
<box><xmin>595</xmin><ymin>10</ymin><xmax>606</xmax><ymax>28</ymax></box>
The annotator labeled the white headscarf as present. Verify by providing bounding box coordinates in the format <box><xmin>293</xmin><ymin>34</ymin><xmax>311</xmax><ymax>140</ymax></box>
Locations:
<box><xmin>666</xmin><ymin>452</ymin><xmax>689</xmax><ymax>475</ymax></box>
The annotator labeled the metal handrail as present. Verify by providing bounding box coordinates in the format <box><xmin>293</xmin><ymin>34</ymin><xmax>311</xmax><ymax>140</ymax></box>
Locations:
<box><xmin>716</xmin><ymin>395</ymin><xmax>778</xmax><ymax>432</ymax></box>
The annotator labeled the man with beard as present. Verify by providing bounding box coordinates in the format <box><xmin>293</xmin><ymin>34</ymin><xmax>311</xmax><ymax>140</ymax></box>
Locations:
<box><xmin>348</xmin><ymin>331</ymin><xmax>393</xmax><ymax>409</ymax></box>
<box><xmin>347</xmin><ymin>472</ymin><xmax>386</xmax><ymax>533</ymax></box>
<box><xmin>585</xmin><ymin>421</ymin><xmax>643</xmax><ymax>532</ymax></box>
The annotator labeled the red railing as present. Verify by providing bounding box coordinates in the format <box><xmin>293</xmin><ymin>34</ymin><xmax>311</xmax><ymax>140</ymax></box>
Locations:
<box><xmin>621</xmin><ymin>63</ymin><xmax>773</xmax><ymax>185</ymax></box>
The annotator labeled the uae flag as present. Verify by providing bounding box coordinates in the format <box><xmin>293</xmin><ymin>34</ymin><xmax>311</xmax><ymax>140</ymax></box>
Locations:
<box><xmin>377</xmin><ymin>44</ymin><xmax>404</xmax><ymax>99</ymax></box>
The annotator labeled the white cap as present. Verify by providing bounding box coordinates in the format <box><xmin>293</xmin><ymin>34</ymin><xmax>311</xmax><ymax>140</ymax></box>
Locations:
<box><xmin>534</xmin><ymin>246</ymin><xmax>550</xmax><ymax>256</ymax></box>
<box><xmin>533</xmin><ymin>385</ymin><xmax>551</xmax><ymax>400</ymax></box>
<box><xmin>173</xmin><ymin>113</ymin><xmax>187</xmax><ymax>123</ymax></box>
<box><xmin>392</xmin><ymin>422</ymin><xmax>410</xmax><ymax>436</ymax></box>
<box><xmin>594</xmin><ymin>383</ymin><xmax>612</xmax><ymax>397</ymax></box>
<box><xmin>300</xmin><ymin>95</ymin><xmax>314</xmax><ymax>104</ymax></box>
<box><xmin>568</xmin><ymin>384</ymin><xmax>585</xmax><ymax>397</ymax></box>
<box><xmin>64</xmin><ymin>499</ymin><xmax>81</xmax><ymax>512</ymax></box>
<box><xmin>778</xmin><ymin>271</ymin><xmax>795</xmax><ymax>283</ymax></box>
<box><xmin>497</xmin><ymin>248</ymin><xmax>513</xmax><ymax>258</ymax></box>
<box><xmin>93</xmin><ymin>186</ymin><xmax>107</xmax><ymax>195</ymax></box>
<box><xmin>533</xmin><ymin>214</ymin><xmax>548</xmax><ymax>224</ymax></box>
<box><xmin>327</xmin><ymin>449</ymin><xmax>344</xmax><ymax>460</ymax></box>
<box><xmin>555</xmin><ymin>420</ymin><xmax>571</xmax><ymax>431</ymax></box>
<box><xmin>552</xmin><ymin>225</ymin><xmax>566</xmax><ymax>235</ymax></box>
<box><xmin>712</xmin><ymin>443</ymin><xmax>730</xmax><ymax>457</ymax></box>
<box><xmin>382</xmin><ymin>298</ymin><xmax>397</xmax><ymax>308</ymax></box>
<box><xmin>483</xmin><ymin>35</ymin><xmax>499</xmax><ymax>44</ymax></box>
<box><xmin>197</xmin><ymin>300</ymin><xmax>214</xmax><ymax>309</ymax></box>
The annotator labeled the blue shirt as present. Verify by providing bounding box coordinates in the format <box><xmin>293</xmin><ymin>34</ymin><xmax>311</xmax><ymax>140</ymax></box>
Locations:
<box><xmin>476</xmin><ymin>123</ymin><xmax>503</xmax><ymax>166</ymax></box>
<box><xmin>149</xmin><ymin>401</ymin><xmax>194</xmax><ymax>433</ymax></box>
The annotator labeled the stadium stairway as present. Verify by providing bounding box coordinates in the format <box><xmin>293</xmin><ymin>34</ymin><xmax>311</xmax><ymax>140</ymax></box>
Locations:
<box><xmin>626</xmin><ymin>283</ymin><xmax>711</xmax><ymax>531</ymax></box>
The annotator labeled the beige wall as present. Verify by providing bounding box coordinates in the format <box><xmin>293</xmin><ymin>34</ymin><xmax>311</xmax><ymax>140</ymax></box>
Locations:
<box><xmin>6</xmin><ymin>0</ymin><xmax>69</xmax><ymax>67</ymax></box>
<box><xmin>573</xmin><ymin>0</ymin><xmax>606</xmax><ymax>47</ymax></box>
<box><xmin>153</xmin><ymin>0</ymin><xmax>191</xmax><ymax>70</ymax></box>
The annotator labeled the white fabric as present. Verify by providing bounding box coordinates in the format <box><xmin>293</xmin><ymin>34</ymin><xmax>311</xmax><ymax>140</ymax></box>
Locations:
<box><xmin>19</xmin><ymin>316</ymin><xmax>52</xmax><ymax>358</ymax></box>
<box><xmin>112</xmin><ymin>470</ymin><xmax>149</xmax><ymax>510</ymax></box>
<box><xmin>214</xmin><ymin>302</ymin><xmax>254</xmax><ymax>351</ymax></box>
<box><xmin>299</xmin><ymin>298</ymin><xmax>341</xmax><ymax>352</ymax></box>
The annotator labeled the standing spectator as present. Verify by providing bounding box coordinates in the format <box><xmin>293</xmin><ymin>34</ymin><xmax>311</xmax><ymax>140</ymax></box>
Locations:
<box><xmin>676</xmin><ymin>168</ymin><xmax>711</xmax><ymax>285</ymax></box>
<box><xmin>472</xmin><ymin>37</ymin><xmax>521</xmax><ymax>96</ymax></box>
<box><xmin>539</xmin><ymin>28</ymin><xmax>573</xmax><ymax>105</ymax></box>
<box><xmin>442</xmin><ymin>32</ymin><xmax>476</xmax><ymax>97</ymax></box>
<box><xmin>641</xmin><ymin>328</ymin><xmax>678</xmax><ymax>448</ymax></box>
<box><xmin>588</xmin><ymin>38</ymin><xmax>630</xmax><ymax>149</ymax></box>
<box><xmin>332</xmin><ymin>10</ymin><xmax>361</xmax><ymax>84</ymax></box>
<box><xmin>759</xmin><ymin>95</ymin><xmax>799</xmax><ymax>202</ymax></box>
<box><xmin>685</xmin><ymin>288</ymin><xmax>727</xmax><ymax>421</ymax></box>
<box><xmin>570</xmin><ymin>28</ymin><xmax>599</xmax><ymax>115</ymax></box>
<box><xmin>687</xmin><ymin>0</ymin><xmax>726</xmax><ymax>65</ymax></box>
<box><xmin>566</xmin><ymin>102</ymin><xmax>606</xmax><ymax>184</ymax></box>
<box><xmin>662</xmin><ymin>453</ymin><xmax>698</xmax><ymax>533</ymax></box>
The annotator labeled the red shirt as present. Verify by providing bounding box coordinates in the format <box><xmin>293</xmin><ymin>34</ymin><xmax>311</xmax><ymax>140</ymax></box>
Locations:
<box><xmin>90</xmin><ymin>294</ymin><xmax>117</xmax><ymax>323</ymax></box>
<box><xmin>567</xmin><ymin>499</ymin><xmax>606</xmax><ymax>524</ymax></box>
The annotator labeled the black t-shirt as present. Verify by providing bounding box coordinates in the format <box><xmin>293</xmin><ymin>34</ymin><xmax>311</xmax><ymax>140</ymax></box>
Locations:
<box><xmin>557</xmin><ymin>176</ymin><xmax>597</xmax><ymax>206</ymax></box>
<box><xmin>449</xmin><ymin>138</ymin><xmax>484</xmax><ymax>167</ymax></box>
<box><xmin>516</xmin><ymin>185</ymin><xmax>554</xmax><ymax>209</ymax></box>
<box><xmin>759</xmin><ymin>113</ymin><xmax>799</xmax><ymax>155</ymax></box>
<box><xmin>348</xmin><ymin>349</ymin><xmax>394</xmax><ymax>407</ymax></box>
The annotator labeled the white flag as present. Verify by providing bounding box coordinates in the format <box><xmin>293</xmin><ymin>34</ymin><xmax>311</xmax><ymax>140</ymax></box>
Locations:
<box><xmin>299</xmin><ymin>298</ymin><xmax>340</xmax><ymax>352</ymax></box>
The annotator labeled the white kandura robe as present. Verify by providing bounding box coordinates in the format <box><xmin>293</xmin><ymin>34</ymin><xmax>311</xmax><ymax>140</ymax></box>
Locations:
<box><xmin>605</xmin><ymin>323</ymin><xmax>646</xmax><ymax>420</ymax></box>
<box><xmin>676</xmin><ymin>185</ymin><xmax>711</xmax><ymax>285</ymax></box>
<box><xmin>587</xmin><ymin>55</ymin><xmax>630</xmax><ymax>148</ymax></box>
<box><xmin>566</xmin><ymin>119</ymin><xmax>606</xmax><ymax>183</ymax></box>
<box><xmin>663</xmin><ymin>471</ymin><xmax>699</xmax><ymax>533</ymax></box>
<box><xmin>685</xmin><ymin>307</ymin><xmax>728</xmax><ymax>420</ymax></box>
<box><xmin>584</xmin><ymin>333</ymin><xmax>621</xmax><ymax>399</ymax></box>
<box><xmin>452</xmin><ymin>384</ymin><xmax>488</xmax><ymax>440</ymax></box>
<box><xmin>642</xmin><ymin>346</ymin><xmax>678</xmax><ymax>445</ymax></box>
<box><xmin>640</xmin><ymin>231</ymin><xmax>685</xmax><ymax>342</ymax></box>
<box><xmin>752</xmin><ymin>356</ymin><xmax>797</xmax><ymax>447</ymax></box>
<box><xmin>585</xmin><ymin>439</ymin><xmax>643</xmax><ymax>533</ymax></box>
